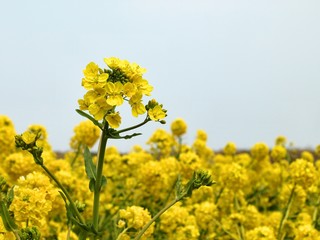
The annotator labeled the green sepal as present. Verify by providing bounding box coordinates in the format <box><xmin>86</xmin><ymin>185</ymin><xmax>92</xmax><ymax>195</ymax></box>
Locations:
<box><xmin>76</xmin><ymin>109</ymin><xmax>103</xmax><ymax>130</ymax></box>
<box><xmin>0</xmin><ymin>201</ymin><xmax>17</xmax><ymax>232</ymax></box>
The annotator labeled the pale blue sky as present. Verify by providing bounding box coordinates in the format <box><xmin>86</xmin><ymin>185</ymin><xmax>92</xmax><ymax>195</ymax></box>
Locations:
<box><xmin>1</xmin><ymin>1</ymin><xmax>319</xmax><ymax>152</ymax></box>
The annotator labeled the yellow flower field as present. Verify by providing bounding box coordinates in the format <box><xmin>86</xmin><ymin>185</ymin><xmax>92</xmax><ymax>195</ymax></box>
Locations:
<box><xmin>1</xmin><ymin>57</ymin><xmax>320</xmax><ymax>240</ymax></box>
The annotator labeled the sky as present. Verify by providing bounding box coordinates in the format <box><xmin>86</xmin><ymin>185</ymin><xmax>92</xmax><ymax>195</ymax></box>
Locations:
<box><xmin>1</xmin><ymin>0</ymin><xmax>319</xmax><ymax>152</ymax></box>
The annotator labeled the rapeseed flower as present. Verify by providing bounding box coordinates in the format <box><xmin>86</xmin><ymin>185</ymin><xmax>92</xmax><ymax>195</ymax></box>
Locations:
<box><xmin>171</xmin><ymin>118</ymin><xmax>187</xmax><ymax>137</ymax></box>
<box><xmin>70</xmin><ymin>120</ymin><xmax>100</xmax><ymax>149</ymax></box>
<box><xmin>289</xmin><ymin>158</ymin><xmax>317</xmax><ymax>188</ymax></box>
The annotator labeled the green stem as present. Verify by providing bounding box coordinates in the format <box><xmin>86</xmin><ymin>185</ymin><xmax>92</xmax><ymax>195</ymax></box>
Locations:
<box><xmin>13</xmin><ymin>230</ymin><xmax>21</xmax><ymax>240</ymax></box>
<box><xmin>71</xmin><ymin>143</ymin><xmax>82</xmax><ymax>167</ymax></box>
<box><xmin>41</xmin><ymin>164</ymin><xmax>86</xmax><ymax>225</ymax></box>
<box><xmin>234</xmin><ymin>194</ymin><xmax>245</xmax><ymax>240</ymax></box>
<box><xmin>277</xmin><ymin>184</ymin><xmax>295</xmax><ymax>240</ymax></box>
<box><xmin>134</xmin><ymin>198</ymin><xmax>180</xmax><ymax>240</ymax></box>
<box><xmin>212</xmin><ymin>219</ymin><xmax>239</xmax><ymax>240</ymax></box>
<box><xmin>215</xmin><ymin>187</ymin><xmax>224</xmax><ymax>204</ymax></box>
<box><xmin>312</xmin><ymin>195</ymin><xmax>320</xmax><ymax>227</ymax></box>
<box><xmin>116</xmin><ymin>118</ymin><xmax>149</xmax><ymax>135</ymax></box>
<box><xmin>116</xmin><ymin>227</ymin><xmax>129</xmax><ymax>240</ymax></box>
<box><xmin>92</xmin><ymin>123</ymin><xmax>109</xmax><ymax>232</ymax></box>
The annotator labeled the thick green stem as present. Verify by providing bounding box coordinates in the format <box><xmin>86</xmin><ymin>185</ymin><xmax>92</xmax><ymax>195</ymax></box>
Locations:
<box><xmin>41</xmin><ymin>164</ymin><xmax>85</xmax><ymax>225</ymax></box>
<box><xmin>134</xmin><ymin>198</ymin><xmax>180</xmax><ymax>240</ymax></box>
<box><xmin>277</xmin><ymin>184</ymin><xmax>295</xmax><ymax>240</ymax></box>
<box><xmin>92</xmin><ymin>123</ymin><xmax>109</xmax><ymax>232</ymax></box>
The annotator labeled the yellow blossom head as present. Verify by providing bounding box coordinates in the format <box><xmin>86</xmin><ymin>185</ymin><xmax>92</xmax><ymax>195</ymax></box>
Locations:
<box><xmin>275</xmin><ymin>135</ymin><xmax>287</xmax><ymax>146</ymax></box>
<box><xmin>70</xmin><ymin>120</ymin><xmax>100</xmax><ymax>149</ymax></box>
<box><xmin>289</xmin><ymin>158</ymin><xmax>317</xmax><ymax>188</ymax></box>
<box><xmin>223</xmin><ymin>142</ymin><xmax>237</xmax><ymax>155</ymax></box>
<box><xmin>171</xmin><ymin>118</ymin><xmax>187</xmax><ymax>137</ymax></box>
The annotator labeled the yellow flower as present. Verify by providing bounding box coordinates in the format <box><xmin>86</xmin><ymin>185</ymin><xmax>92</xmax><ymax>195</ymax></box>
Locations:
<box><xmin>251</xmin><ymin>142</ymin><xmax>269</xmax><ymax>160</ymax></box>
<box><xmin>134</xmin><ymin>79</ymin><xmax>153</xmax><ymax>96</ymax></box>
<box><xmin>171</xmin><ymin>118</ymin><xmax>187</xmax><ymax>137</ymax></box>
<box><xmin>0</xmin><ymin>115</ymin><xmax>16</xmax><ymax>160</ymax></box>
<box><xmin>129</xmin><ymin>93</ymin><xmax>146</xmax><ymax>117</ymax></box>
<box><xmin>21</xmin><ymin>131</ymin><xmax>37</xmax><ymax>144</ymax></box>
<box><xmin>148</xmin><ymin>105</ymin><xmax>166</xmax><ymax>121</ymax></box>
<box><xmin>245</xmin><ymin>226</ymin><xmax>276</xmax><ymax>240</ymax></box>
<box><xmin>119</xmin><ymin>206</ymin><xmax>154</xmax><ymax>238</ymax></box>
<box><xmin>106</xmin><ymin>82</ymin><xmax>124</xmax><ymax>106</ymax></box>
<box><xmin>82</xmin><ymin>62</ymin><xmax>109</xmax><ymax>90</ymax></box>
<box><xmin>88</xmin><ymin>98</ymin><xmax>113</xmax><ymax>120</ymax></box>
<box><xmin>271</xmin><ymin>145</ymin><xmax>287</xmax><ymax>162</ymax></box>
<box><xmin>123</xmin><ymin>82</ymin><xmax>138</xmax><ymax>98</ymax></box>
<box><xmin>70</xmin><ymin>120</ymin><xmax>100</xmax><ymax>149</ymax></box>
<box><xmin>275</xmin><ymin>135</ymin><xmax>287</xmax><ymax>146</ymax></box>
<box><xmin>301</xmin><ymin>151</ymin><xmax>314</xmax><ymax>162</ymax></box>
<box><xmin>105</xmin><ymin>112</ymin><xmax>121</xmax><ymax>128</ymax></box>
<box><xmin>196</xmin><ymin>130</ymin><xmax>207</xmax><ymax>141</ymax></box>
<box><xmin>223</xmin><ymin>142</ymin><xmax>237</xmax><ymax>155</ymax></box>
<box><xmin>289</xmin><ymin>158</ymin><xmax>316</xmax><ymax>188</ymax></box>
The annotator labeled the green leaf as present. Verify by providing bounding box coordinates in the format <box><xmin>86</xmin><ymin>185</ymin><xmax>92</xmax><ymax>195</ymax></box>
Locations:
<box><xmin>76</xmin><ymin>109</ymin><xmax>103</xmax><ymax>130</ymax></box>
<box><xmin>7</xmin><ymin>186</ymin><xmax>14</xmax><ymax>206</ymax></box>
<box><xmin>101</xmin><ymin>176</ymin><xmax>107</xmax><ymax>188</ymax></box>
<box><xmin>89</xmin><ymin>179</ymin><xmax>95</xmax><ymax>192</ymax></box>
<box><xmin>0</xmin><ymin>201</ymin><xmax>17</xmax><ymax>231</ymax></box>
<box><xmin>84</xmin><ymin>146</ymin><xmax>97</xmax><ymax>181</ymax></box>
<box><xmin>175</xmin><ymin>175</ymin><xmax>184</xmax><ymax>199</ymax></box>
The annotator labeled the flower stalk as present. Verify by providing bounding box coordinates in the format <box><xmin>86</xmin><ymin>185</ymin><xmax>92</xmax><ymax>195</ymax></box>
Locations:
<box><xmin>92</xmin><ymin>122</ymin><xmax>109</xmax><ymax>232</ymax></box>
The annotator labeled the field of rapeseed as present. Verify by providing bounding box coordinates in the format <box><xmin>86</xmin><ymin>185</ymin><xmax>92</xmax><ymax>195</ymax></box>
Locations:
<box><xmin>1</xmin><ymin>57</ymin><xmax>320</xmax><ymax>240</ymax></box>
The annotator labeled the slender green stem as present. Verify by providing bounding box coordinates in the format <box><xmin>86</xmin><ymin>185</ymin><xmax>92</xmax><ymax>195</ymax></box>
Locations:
<box><xmin>70</xmin><ymin>143</ymin><xmax>82</xmax><ymax>167</ymax></box>
<box><xmin>277</xmin><ymin>184</ymin><xmax>295</xmax><ymax>240</ymax></box>
<box><xmin>92</xmin><ymin>123</ymin><xmax>109</xmax><ymax>231</ymax></box>
<box><xmin>234</xmin><ymin>194</ymin><xmax>245</xmax><ymax>240</ymax></box>
<box><xmin>116</xmin><ymin>118</ymin><xmax>149</xmax><ymax>135</ymax></box>
<box><xmin>116</xmin><ymin>227</ymin><xmax>129</xmax><ymax>240</ymax></box>
<box><xmin>41</xmin><ymin>164</ymin><xmax>86</xmax><ymax>225</ymax></box>
<box><xmin>134</xmin><ymin>198</ymin><xmax>180</xmax><ymax>240</ymax></box>
<box><xmin>212</xmin><ymin>219</ymin><xmax>239</xmax><ymax>240</ymax></box>
<box><xmin>312</xmin><ymin>195</ymin><xmax>320</xmax><ymax>227</ymax></box>
<box><xmin>13</xmin><ymin>230</ymin><xmax>21</xmax><ymax>240</ymax></box>
<box><xmin>215</xmin><ymin>187</ymin><xmax>224</xmax><ymax>204</ymax></box>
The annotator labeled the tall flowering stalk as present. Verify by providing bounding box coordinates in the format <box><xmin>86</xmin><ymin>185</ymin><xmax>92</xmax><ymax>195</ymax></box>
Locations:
<box><xmin>77</xmin><ymin>57</ymin><xmax>167</xmax><ymax>234</ymax></box>
<box><xmin>14</xmin><ymin>57</ymin><xmax>167</xmax><ymax>239</ymax></box>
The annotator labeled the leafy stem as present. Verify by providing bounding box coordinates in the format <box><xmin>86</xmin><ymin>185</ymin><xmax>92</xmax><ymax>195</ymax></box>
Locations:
<box><xmin>41</xmin><ymin>164</ymin><xmax>86</xmax><ymax>226</ymax></box>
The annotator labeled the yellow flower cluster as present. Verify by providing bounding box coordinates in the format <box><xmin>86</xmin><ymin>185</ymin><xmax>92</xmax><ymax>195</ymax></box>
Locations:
<box><xmin>118</xmin><ymin>206</ymin><xmax>154</xmax><ymax>239</ymax></box>
<box><xmin>78</xmin><ymin>57</ymin><xmax>166</xmax><ymax>128</ymax></box>
<box><xmin>69</xmin><ymin>120</ymin><xmax>101</xmax><ymax>150</ymax></box>
<box><xmin>1</xmin><ymin>115</ymin><xmax>320</xmax><ymax>239</ymax></box>
<box><xmin>9</xmin><ymin>172</ymin><xmax>59</xmax><ymax>234</ymax></box>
